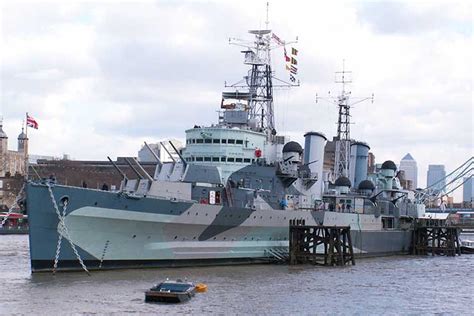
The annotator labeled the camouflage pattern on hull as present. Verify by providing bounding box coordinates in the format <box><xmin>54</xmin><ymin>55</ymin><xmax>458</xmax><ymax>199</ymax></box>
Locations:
<box><xmin>27</xmin><ymin>183</ymin><xmax>412</xmax><ymax>272</ymax></box>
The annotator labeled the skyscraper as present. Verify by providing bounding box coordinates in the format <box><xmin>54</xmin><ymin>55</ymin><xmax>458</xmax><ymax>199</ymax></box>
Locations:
<box><xmin>463</xmin><ymin>176</ymin><xmax>473</xmax><ymax>207</ymax></box>
<box><xmin>427</xmin><ymin>164</ymin><xmax>446</xmax><ymax>193</ymax></box>
<box><xmin>399</xmin><ymin>153</ymin><xmax>417</xmax><ymax>189</ymax></box>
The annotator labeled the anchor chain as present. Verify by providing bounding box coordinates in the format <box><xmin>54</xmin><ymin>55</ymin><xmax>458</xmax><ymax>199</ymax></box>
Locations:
<box><xmin>47</xmin><ymin>183</ymin><xmax>90</xmax><ymax>275</ymax></box>
<box><xmin>0</xmin><ymin>182</ymin><xmax>26</xmax><ymax>228</ymax></box>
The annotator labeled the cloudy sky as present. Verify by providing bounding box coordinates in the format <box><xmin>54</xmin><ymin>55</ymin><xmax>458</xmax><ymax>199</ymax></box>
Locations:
<box><xmin>1</xmin><ymin>1</ymin><xmax>472</xmax><ymax>197</ymax></box>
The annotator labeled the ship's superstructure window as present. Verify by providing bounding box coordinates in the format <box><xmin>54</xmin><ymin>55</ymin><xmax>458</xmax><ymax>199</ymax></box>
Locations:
<box><xmin>187</xmin><ymin>156</ymin><xmax>253</xmax><ymax>163</ymax></box>
<box><xmin>186</xmin><ymin>138</ymin><xmax>246</xmax><ymax>145</ymax></box>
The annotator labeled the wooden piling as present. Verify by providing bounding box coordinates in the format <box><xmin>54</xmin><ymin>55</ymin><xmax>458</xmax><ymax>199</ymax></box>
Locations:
<box><xmin>411</xmin><ymin>219</ymin><xmax>461</xmax><ymax>256</ymax></box>
<box><xmin>289</xmin><ymin>223</ymin><xmax>355</xmax><ymax>266</ymax></box>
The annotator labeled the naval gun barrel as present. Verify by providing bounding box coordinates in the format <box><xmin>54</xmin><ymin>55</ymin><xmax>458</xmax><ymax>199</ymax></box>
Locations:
<box><xmin>168</xmin><ymin>141</ymin><xmax>187</xmax><ymax>167</ymax></box>
<box><xmin>132</xmin><ymin>157</ymin><xmax>154</xmax><ymax>182</ymax></box>
<box><xmin>144</xmin><ymin>142</ymin><xmax>162</xmax><ymax>166</ymax></box>
<box><xmin>107</xmin><ymin>156</ymin><xmax>128</xmax><ymax>181</ymax></box>
<box><xmin>124</xmin><ymin>158</ymin><xmax>144</xmax><ymax>179</ymax></box>
<box><xmin>159</xmin><ymin>142</ymin><xmax>176</xmax><ymax>163</ymax></box>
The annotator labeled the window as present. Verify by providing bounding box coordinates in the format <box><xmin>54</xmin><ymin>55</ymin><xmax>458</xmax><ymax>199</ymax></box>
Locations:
<box><xmin>191</xmin><ymin>157</ymin><xmax>195</xmax><ymax>161</ymax></box>
<box><xmin>244</xmin><ymin>158</ymin><xmax>251</xmax><ymax>163</ymax></box>
<box><xmin>228</xmin><ymin>157</ymin><xmax>235</xmax><ymax>162</ymax></box>
<box><xmin>196</xmin><ymin>157</ymin><xmax>203</xmax><ymax>161</ymax></box>
<box><xmin>221</xmin><ymin>139</ymin><xmax>227</xmax><ymax>144</ymax></box>
<box><xmin>196</xmin><ymin>139</ymin><xmax>203</xmax><ymax>144</ymax></box>
<box><xmin>228</xmin><ymin>139</ymin><xmax>235</xmax><ymax>144</ymax></box>
<box><xmin>236</xmin><ymin>158</ymin><xmax>243</xmax><ymax>163</ymax></box>
<box><xmin>192</xmin><ymin>139</ymin><xmax>196</xmax><ymax>144</ymax></box>
<box><xmin>204</xmin><ymin>139</ymin><xmax>212</xmax><ymax>143</ymax></box>
<box><xmin>221</xmin><ymin>157</ymin><xmax>226</xmax><ymax>162</ymax></box>
<box><xmin>213</xmin><ymin>139</ymin><xmax>220</xmax><ymax>144</ymax></box>
<box><xmin>236</xmin><ymin>140</ymin><xmax>243</xmax><ymax>145</ymax></box>
<box><xmin>204</xmin><ymin>157</ymin><xmax>211</xmax><ymax>162</ymax></box>
<box><xmin>212</xmin><ymin>157</ymin><xmax>219</xmax><ymax>162</ymax></box>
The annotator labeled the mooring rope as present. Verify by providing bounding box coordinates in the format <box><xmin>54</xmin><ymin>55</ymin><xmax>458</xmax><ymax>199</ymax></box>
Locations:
<box><xmin>46</xmin><ymin>182</ymin><xmax>90</xmax><ymax>275</ymax></box>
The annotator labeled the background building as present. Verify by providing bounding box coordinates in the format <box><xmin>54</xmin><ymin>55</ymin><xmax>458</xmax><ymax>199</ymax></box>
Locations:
<box><xmin>399</xmin><ymin>153</ymin><xmax>417</xmax><ymax>190</ymax></box>
<box><xmin>0</xmin><ymin>122</ymin><xmax>29</xmax><ymax>207</ymax></box>
<box><xmin>427</xmin><ymin>164</ymin><xmax>446</xmax><ymax>193</ymax></box>
<box><xmin>367</xmin><ymin>152</ymin><xmax>376</xmax><ymax>174</ymax></box>
<box><xmin>30</xmin><ymin>157</ymin><xmax>157</xmax><ymax>191</ymax></box>
<box><xmin>138</xmin><ymin>139</ymin><xmax>183</xmax><ymax>163</ymax></box>
<box><xmin>0</xmin><ymin>123</ymin><xmax>28</xmax><ymax>177</ymax></box>
<box><xmin>463</xmin><ymin>176</ymin><xmax>473</xmax><ymax>208</ymax></box>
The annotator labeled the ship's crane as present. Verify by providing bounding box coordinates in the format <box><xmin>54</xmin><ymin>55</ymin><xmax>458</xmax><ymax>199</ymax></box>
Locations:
<box><xmin>416</xmin><ymin>156</ymin><xmax>473</xmax><ymax>206</ymax></box>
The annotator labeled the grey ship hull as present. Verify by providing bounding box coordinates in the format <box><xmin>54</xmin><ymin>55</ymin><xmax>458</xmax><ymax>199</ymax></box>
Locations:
<box><xmin>27</xmin><ymin>183</ymin><xmax>412</xmax><ymax>272</ymax></box>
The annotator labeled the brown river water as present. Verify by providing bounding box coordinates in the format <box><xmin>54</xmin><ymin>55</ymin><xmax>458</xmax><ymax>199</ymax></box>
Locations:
<box><xmin>1</xmin><ymin>234</ymin><xmax>473</xmax><ymax>315</ymax></box>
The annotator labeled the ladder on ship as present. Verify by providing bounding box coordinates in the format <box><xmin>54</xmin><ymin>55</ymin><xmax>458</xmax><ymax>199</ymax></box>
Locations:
<box><xmin>264</xmin><ymin>247</ymin><xmax>289</xmax><ymax>263</ymax></box>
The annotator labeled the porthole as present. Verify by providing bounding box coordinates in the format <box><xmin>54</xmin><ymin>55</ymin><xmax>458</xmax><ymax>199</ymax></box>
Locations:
<box><xmin>174</xmin><ymin>236</ymin><xmax>178</xmax><ymax>239</ymax></box>
<box><xmin>132</xmin><ymin>235</ymin><xmax>136</xmax><ymax>238</ymax></box>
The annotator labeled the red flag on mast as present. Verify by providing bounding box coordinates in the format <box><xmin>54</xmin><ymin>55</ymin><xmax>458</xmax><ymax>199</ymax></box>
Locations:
<box><xmin>26</xmin><ymin>114</ymin><xmax>39</xmax><ymax>129</ymax></box>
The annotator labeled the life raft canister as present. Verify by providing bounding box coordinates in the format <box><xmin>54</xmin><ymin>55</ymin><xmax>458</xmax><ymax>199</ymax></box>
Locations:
<box><xmin>254</xmin><ymin>148</ymin><xmax>262</xmax><ymax>158</ymax></box>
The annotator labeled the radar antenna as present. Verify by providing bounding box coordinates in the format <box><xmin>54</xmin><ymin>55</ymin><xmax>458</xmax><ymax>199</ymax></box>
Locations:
<box><xmin>316</xmin><ymin>60</ymin><xmax>374</xmax><ymax>179</ymax></box>
<box><xmin>224</xmin><ymin>3</ymin><xmax>297</xmax><ymax>136</ymax></box>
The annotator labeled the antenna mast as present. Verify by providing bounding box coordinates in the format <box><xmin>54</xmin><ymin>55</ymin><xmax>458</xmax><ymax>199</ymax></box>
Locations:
<box><xmin>317</xmin><ymin>60</ymin><xmax>374</xmax><ymax>179</ymax></box>
<box><xmin>225</xmin><ymin>3</ymin><xmax>297</xmax><ymax>136</ymax></box>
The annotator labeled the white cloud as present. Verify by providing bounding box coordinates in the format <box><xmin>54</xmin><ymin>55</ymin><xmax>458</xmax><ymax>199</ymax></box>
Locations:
<box><xmin>0</xmin><ymin>0</ymin><xmax>472</xmax><ymax>200</ymax></box>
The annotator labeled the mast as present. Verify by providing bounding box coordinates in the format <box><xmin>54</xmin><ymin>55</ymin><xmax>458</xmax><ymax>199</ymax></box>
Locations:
<box><xmin>334</xmin><ymin>60</ymin><xmax>352</xmax><ymax>178</ymax></box>
<box><xmin>225</xmin><ymin>4</ymin><xmax>297</xmax><ymax>136</ymax></box>
<box><xmin>317</xmin><ymin>60</ymin><xmax>374</xmax><ymax>179</ymax></box>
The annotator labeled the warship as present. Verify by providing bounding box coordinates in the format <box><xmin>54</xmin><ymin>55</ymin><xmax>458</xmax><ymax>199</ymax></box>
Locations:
<box><xmin>26</xmin><ymin>24</ymin><xmax>425</xmax><ymax>272</ymax></box>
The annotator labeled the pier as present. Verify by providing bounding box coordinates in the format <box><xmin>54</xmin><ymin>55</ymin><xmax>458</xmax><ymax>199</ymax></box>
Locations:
<box><xmin>289</xmin><ymin>221</ymin><xmax>355</xmax><ymax>266</ymax></box>
<box><xmin>411</xmin><ymin>219</ymin><xmax>462</xmax><ymax>256</ymax></box>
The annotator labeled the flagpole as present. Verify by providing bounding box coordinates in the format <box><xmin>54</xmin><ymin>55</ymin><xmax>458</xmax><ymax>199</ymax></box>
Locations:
<box><xmin>24</xmin><ymin>112</ymin><xmax>29</xmax><ymax>181</ymax></box>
